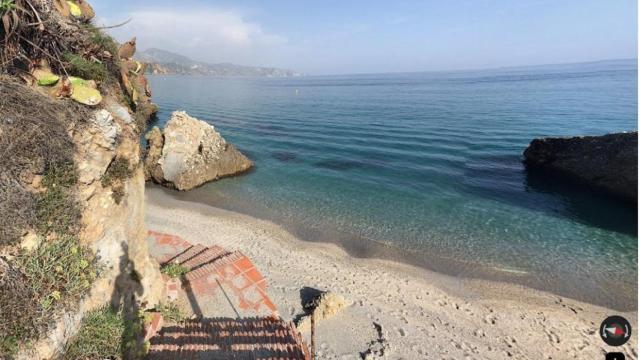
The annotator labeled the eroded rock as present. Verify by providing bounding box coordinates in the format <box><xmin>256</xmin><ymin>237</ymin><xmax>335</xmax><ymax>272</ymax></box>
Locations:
<box><xmin>523</xmin><ymin>132</ymin><xmax>637</xmax><ymax>202</ymax></box>
<box><xmin>297</xmin><ymin>291</ymin><xmax>349</xmax><ymax>331</ymax></box>
<box><xmin>144</xmin><ymin>111</ymin><xmax>253</xmax><ymax>190</ymax></box>
<box><xmin>74</xmin><ymin>109</ymin><xmax>119</xmax><ymax>185</ymax></box>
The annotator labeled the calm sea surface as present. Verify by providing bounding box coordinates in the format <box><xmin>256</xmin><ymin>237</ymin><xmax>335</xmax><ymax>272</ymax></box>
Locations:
<box><xmin>148</xmin><ymin>60</ymin><xmax>638</xmax><ymax>309</ymax></box>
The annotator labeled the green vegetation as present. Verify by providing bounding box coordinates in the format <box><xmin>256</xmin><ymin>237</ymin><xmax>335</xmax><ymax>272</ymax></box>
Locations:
<box><xmin>35</xmin><ymin>163</ymin><xmax>79</xmax><ymax>235</ymax></box>
<box><xmin>101</xmin><ymin>157</ymin><xmax>133</xmax><ymax>187</ymax></box>
<box><xmin>0</xmin><ymin>79</ymin><xmax>92</xmax><ymax>357</ymax></box>
<box><xmin>101</xmin><ymin>157</ymin><xmax>133</xmax><ymax>204</ymax></box>
<box><xmin>0</xmin><ymin>0</ymin><xmax>16</xmax><ymax>11</ymax></box>
<box><xmin>15</xmin><ymin>235</ymin><xmax>97</xmax><ymax>311</ymax></box>
<box><xmin>63</xmin><ymin>52</ymin><xmax>108</xmax><ymax>82</ymax></box>
<box><xmin>161</xmin><ymin>263</ymin><xmax>189</xmax><ymax>278</ymax></box>
<box><xmin>156</xmin><ymin>302</ymin><xmax>185</xmax><ymax>323</ymax></box>
<box><xmin>0</xmin><ymin>232</ymin><xmax>96</xmax><ymax>357</ymax></box>
<box><xmin>0</xmin><ymin>260</ymin><xmax>39</xmax><ymax>357</ymax></box>
<box><xmin>64</xmin><ymin>306</ymin><xmax>147</xmax><ymax>360</ymax></box>
<box><xmin>85</xmin><ymin>24</ymin><xmax>119</xmax><ymax>55</ymax></box>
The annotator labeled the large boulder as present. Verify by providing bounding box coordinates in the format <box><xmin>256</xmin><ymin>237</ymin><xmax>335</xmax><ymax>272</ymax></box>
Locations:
<box><xmin>144</xmin><ymin>111</ymin><xmax>253</xmax><ymax>190</ymax></box>
<box><xmin>523</xmin><ymin>132</ymin><xmax>637</xmax><ymax>202</ymax></box>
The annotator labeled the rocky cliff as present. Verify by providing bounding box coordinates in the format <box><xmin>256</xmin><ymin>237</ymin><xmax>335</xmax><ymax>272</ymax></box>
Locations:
<box><xmin>0</xmin><ymin>1</ymin><xmax>165</xmax><ymax>358</ymax></box>
<box><xmin>523</xmin><ymin>132</ymin><xmax>638</xmax><ymax>203</ymax></box>
<box><xmin>144</xmin><ymin>111</ymin><xmax>253</xmax><ymax>191</ymax></box>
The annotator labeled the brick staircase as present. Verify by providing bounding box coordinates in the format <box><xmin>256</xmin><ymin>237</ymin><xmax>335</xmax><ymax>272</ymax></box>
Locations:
<box><xmin>145</xmin><ymin>231</ymin><xmax>310</xmax><ymax>360</ymax></box>
<box><xmin>147</xmin><ymin>317</ymin><xmax>310</xmax><ymax>359</ymax></box>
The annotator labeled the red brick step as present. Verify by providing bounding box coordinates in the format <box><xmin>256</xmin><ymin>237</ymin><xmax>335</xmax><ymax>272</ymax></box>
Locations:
<box><xmin>146</xmin><ymin>317</ymin><xmax>310</xmax><ymax>360</ymax></box>
<box><xmin>164</xmin><ymin>244</ymin><xmax>207</xmax><ymax>266</ymax></box>
<box><xmin>180</xmin><ymin>245</ymin><xmax>231</xmax><ymax>271</ymax></box>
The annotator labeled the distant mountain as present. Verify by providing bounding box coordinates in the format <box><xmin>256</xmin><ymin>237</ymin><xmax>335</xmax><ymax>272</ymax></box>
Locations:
<box><xmin>136</xmin><ymin>48</ymin><xmax>302</xmax><ymax>77</ymax></box>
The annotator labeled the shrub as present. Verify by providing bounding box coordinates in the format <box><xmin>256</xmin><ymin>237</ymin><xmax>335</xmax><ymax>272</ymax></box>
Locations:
<box><xmin>160</xmin><ymin>263</ymin><xmax>189</xmax><ymax>278</ymax></box>
<box><xmin>35</xmin><ymin>163</ymin><xmax>80</xmax><ymax>235</ymax></box>
<box><xmin>0</xmin><ymin>259</ymin><xmax>40</xmax><ymax>357</ymax></box>
<box><xmin>86</xmin><ymin>25</ymin><xmax>119</xmax><ymax>56</ymax></box>
<box><xmin>101</xmin><ymin>157</ymin><xmax>133</xmax><ymax>204</ymax></box>
<box><xmin>0</xmin><ymin>77</ymin><xmax>86</xmax><ymax>246</ymax></box>
<box><xmin>15</xmin><ymin>235</ymin><xmax>97</xmax><ymax>311</ymax></box>
<box><xmin>156</xmin><ymin>302</ymin><xmax>185</xmax><ymax>323</ymax></box>
<box><xmin>0</xmin><ymin>77</ymin><xmax>89</xmax><ymax>357</ymax></box>
<box><xmin>64</xmin><ymin>307</ymin><xmax>123</xmax><ymax>359</ymax></box>
<box><xmin>64</xmin><ymin>306</ymin><xmax>149</xmax><ymax>360</ymax></box>
<box><xmin>63</xmin><ymin>52</ymin><xmax>108</xmax><ymax>82</ymax></box>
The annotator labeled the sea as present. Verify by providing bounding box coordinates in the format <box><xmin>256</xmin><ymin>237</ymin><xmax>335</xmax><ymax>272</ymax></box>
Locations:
<box><xmin>147</xmin><ymin>59</ymin><xmax>638</xmax><ymax>310</ymax></box>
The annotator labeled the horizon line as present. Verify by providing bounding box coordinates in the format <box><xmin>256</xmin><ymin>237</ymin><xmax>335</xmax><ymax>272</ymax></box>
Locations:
<box><xmin>308</xmin><ymin>58</ymin><xmax>638</xmax><ymax>77</ymax></box>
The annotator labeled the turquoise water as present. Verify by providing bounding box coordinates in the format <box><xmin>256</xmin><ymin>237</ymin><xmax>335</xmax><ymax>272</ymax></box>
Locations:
<box><xmin>148</xmin><ymin>60</ymin><xmax>637</xmax><ymax>309</ymax></box>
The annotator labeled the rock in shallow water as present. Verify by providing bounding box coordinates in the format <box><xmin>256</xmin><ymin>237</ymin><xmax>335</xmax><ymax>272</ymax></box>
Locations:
<box><xmin>144</xmin><ymin>111</ymin><xmax>253</xmax><ymax>190</ymax></box>
<box><xmin>523</xmin><ymin>132</ymin><xmax>637</xmax><ymax>203</ymax></box>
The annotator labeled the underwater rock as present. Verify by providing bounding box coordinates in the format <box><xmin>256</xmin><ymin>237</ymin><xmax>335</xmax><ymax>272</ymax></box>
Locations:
<box><xmin>523</xmin><ymin>132</ymin><xmax>637</xmax><ymax>202</ymax></box>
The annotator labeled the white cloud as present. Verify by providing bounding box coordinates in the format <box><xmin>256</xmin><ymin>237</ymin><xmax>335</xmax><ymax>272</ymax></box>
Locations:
<box><xmin>100</xmin><ymin>7</ymin><xmax>286</xmax><ymax>65</ymax></box>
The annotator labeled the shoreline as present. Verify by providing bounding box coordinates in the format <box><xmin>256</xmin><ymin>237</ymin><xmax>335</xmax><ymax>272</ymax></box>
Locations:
<box><xmin>148</xmin><ymin>183</ymin><xmax>636</xmax><ymax>311</ymax></box>
<box><xmin>145</xmin><ymin>185</ymin><xmax>637</xmax><ymax>359</ymax></box>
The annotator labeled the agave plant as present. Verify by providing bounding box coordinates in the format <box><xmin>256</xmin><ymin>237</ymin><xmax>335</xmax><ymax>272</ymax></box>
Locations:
<box><xmin>0</xmin><ymin>0</ymin><xmax>48</xmax><ymax>72</ymax></box>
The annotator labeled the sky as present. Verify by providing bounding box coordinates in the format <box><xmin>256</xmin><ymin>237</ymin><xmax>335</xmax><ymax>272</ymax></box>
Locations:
<box><xmin>92</xmin><ymin>0</ymin><xmax>637</xmax><ymax>75</ymax></box>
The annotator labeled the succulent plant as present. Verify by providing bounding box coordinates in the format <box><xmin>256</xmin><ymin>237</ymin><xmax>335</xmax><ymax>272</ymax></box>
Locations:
<box><xmin>32</xmin><ymin>69</ymin><xmax>60</xmax><ymax>86</ymax></box>
<box><xmin>70</xmin><ymin>83</ymin><xmax>102</xmax><ymax>106</ymax></box>
<box><xmin>68</xmin><ymin>76</ymin><xmax>97</xmax><ymax>89</ymax></box>
<box><xmin>66</xmin><ymin>0</ymin><xmax>82</xmax><ymax>18</ymax></box>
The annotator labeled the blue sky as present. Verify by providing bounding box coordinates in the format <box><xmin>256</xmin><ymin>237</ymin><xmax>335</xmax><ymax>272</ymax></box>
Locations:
<box><xmin>93</xmin><ymin>0</ymin><xmax>637</xmax><ymax>75</ymax></box>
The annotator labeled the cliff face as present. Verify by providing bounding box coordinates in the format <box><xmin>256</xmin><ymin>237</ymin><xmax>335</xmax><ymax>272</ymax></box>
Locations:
<box><xmin>24</xmin><ymin>107</ymin><xmax>165</xmax><ymax>357</ymax></box>
<box><xmin>523</xmin><ymin>132</ymin><xmax>638</xmax><ymax>203</ymax></box>
<box><xmin>0</xmin><ymin>1</ymin><xmax>165</xmax><ymax>357</ymax></box>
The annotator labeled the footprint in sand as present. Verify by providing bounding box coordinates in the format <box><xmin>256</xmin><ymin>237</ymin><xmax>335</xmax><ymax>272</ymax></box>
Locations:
<box><xmin>483</xmin><ymin>313</ymin><xmax>498</xmax><ymax>325</ymax></box>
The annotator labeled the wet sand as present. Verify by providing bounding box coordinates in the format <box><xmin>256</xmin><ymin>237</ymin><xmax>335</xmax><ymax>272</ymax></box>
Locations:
<box><xmin>146</xmin><ymin>185</ymin><xmax>637</xmax><ymax>359</ymax></box>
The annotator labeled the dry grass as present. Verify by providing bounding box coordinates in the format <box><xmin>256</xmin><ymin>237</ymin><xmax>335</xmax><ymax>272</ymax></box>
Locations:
<box><xmin>101</xmin><ymin>157</ymin><xmax>133</xmax><ymax>204</ymax></box>
<box><xmin>0</xmin><ymin>77</ymin><xmax>88</xmax><ymax>245</ymax></box>
<box><xmin>1</xmin><ymin>0</ymin><xmax>77</xmax><ymax>75</ymax></box>
<box><xmin>0</xmin><ymin>77</ymin><xmax>96</xmax><ymax>357</ymax></box>
<box><xmin>0</xmin><ymin>258</ymin><xmax>40</xmax><ymax>356</ymax></box>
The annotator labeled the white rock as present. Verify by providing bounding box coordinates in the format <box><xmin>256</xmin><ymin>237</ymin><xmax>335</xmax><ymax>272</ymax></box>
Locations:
<box><xmin>144</xmin><ymin>111</ymin><xmax>253</xmax><ymax>190</ymax></box>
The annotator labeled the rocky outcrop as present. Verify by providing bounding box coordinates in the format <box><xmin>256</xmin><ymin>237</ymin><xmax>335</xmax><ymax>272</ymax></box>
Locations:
<box><xmin>144</xmin><ymin>111</ymin><xmax>253</xmax><ymax>191</ymax></box>
<box><xmin>523</xmin><ymin>132</ymin><xmax>637</xmax><ymax>202</ymax></box>
<box><xmin>297</xmin><ymin>291</ymin><xmax>349</xmax><ymax>331</ymax></box>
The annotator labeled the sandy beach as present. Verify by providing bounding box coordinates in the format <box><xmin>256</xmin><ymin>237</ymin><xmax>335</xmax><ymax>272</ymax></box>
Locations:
<box><xmin>146</xmin><ymin>185</ymin><xmax>637</xmax><ymax>359</ymax></box>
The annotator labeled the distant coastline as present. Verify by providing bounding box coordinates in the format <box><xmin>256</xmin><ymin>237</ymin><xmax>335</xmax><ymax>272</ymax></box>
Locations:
<box><xmin>137</xmin><ymin>47</ymin><xmax>302</xmax><ymax>77</ymax></box>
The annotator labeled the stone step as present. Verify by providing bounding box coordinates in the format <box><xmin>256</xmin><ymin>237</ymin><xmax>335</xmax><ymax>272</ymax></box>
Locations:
<box><xmin>165</xmin><ymin>244</ymin><xmax>207</xmax><ymax>266</ymax></box>
<box><xmin>180</xmin><ymin>245</ymin><xmax>231</xmax><ymax>271</ymax></box>
<box><xmin>146</xmin><ymin>317</ymin><xmax>310</xmax><ymax>360</ymax></box>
